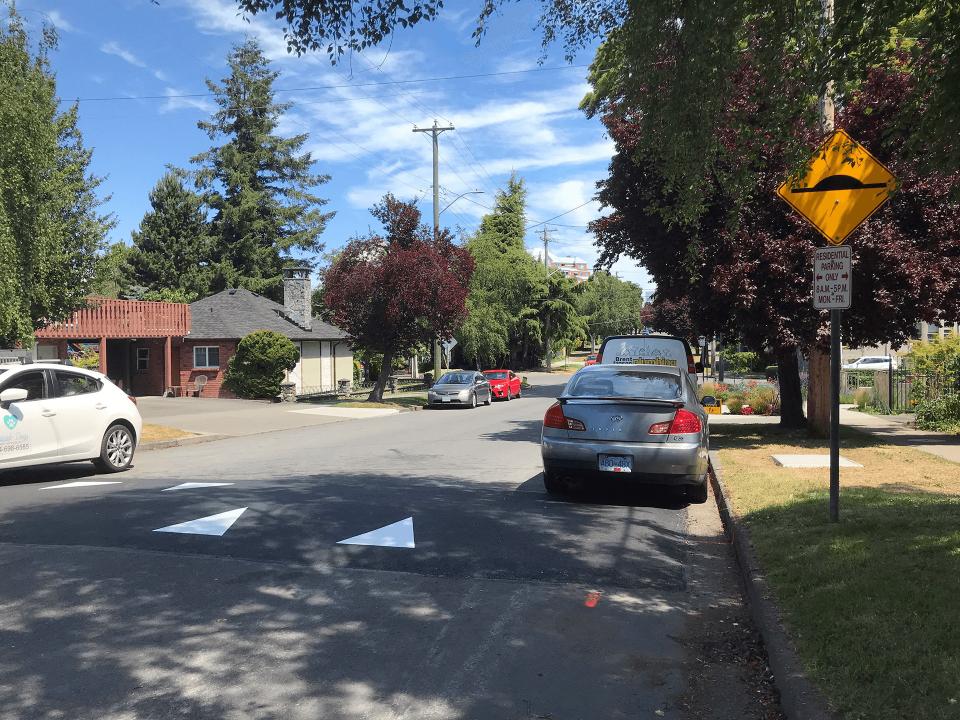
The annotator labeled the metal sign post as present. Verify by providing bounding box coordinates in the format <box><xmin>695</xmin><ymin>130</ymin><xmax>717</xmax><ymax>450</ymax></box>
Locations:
<box><xmin>779</xmin><ymin>129</ymin><xmax>894</xmax><ymax>522</ymax></box>
<box><xmin>813</xmin><ymin>246</ymin><xmax>851</xmax><ymax>521</ymax></box>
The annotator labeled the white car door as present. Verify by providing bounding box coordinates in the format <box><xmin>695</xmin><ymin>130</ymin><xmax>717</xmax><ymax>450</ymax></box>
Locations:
<box><xmin>0</xmin><ymin>369</ymin><xmax>60</xmax><ymax>469</ymax></box>
<box><xmin>50</xmin><ymin>370</ymin><xmax>109</xmax><ymax>459</ymax></box>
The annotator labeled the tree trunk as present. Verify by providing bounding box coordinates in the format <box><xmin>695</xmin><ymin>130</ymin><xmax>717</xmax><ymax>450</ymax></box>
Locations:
<box><xmin>807</xmin><ymin>346</ymin><xmax>830</xmax><ymax>437</ymax></box>
<box><xmin>777</xmin><ymin>348</ymin><xmax>806</xmax><ymax>428</ymax></box>
<box><xmin>368</xmin><ymin>349</ymin><xmax>394</xmax><ymax>402</ymax></box>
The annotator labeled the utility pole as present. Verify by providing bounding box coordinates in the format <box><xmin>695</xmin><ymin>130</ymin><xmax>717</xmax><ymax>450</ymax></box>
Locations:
<box><xmin>413</xmin><ymin>119</ymin><xmax>455</xmax><ymax>381</ymax></box>
<box><xmin>539</xmin><ymin>227</ymin><xmax>553</xmax><ymax>370</ymax></box>
<box><xmin>819</xmin><ymin>0</ymin><xmax>841</xmax><ymax>522</ymax></box>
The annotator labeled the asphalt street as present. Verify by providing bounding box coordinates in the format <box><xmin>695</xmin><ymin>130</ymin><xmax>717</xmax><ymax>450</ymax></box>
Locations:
<box><xmin>0</xmin><ymin>373</ymin><xmax>770</xmax><ymax>720</ymax></box>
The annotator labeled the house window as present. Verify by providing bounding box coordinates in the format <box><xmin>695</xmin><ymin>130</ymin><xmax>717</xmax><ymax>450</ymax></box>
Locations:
<box><xmin>194</xmin><ymin>346</ymin><xmax>220</xmax><ymax>369</ymax></box>
<box><xmin>137</xmin><ymin>348</ymin><xmax>149</xmax><ymax>371</ymax></box>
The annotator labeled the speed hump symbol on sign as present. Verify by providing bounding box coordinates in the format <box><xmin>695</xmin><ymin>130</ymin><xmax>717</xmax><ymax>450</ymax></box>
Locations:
<box><xmin>777</xmin><ymin>129</ymin><xmax>897</xmax><ymax>246</ymax></box>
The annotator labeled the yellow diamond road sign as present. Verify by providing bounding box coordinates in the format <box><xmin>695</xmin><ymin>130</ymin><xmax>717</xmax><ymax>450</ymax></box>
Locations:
<box><xmin>777</xmin><ymin>129</ymin><xmax>897</xmax><ymax>245</ymax></box>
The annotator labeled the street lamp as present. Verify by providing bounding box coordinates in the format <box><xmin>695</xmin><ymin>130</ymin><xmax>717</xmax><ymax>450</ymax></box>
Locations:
<box><xmin>440</xmin><ymin>190</ymin><xmax>483</xmax><ymax>216</ymax></box>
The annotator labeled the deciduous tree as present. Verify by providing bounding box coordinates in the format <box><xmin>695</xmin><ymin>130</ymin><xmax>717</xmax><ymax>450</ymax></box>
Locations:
<box><xmin>0</xmin><ymin>9</ymin><xmax>113</xmax><ymax>345</ymax></box>
<box><xmin>323</xmin><ymin>196</ymin><xmax>474</xmax><ymax>402</ymax></box>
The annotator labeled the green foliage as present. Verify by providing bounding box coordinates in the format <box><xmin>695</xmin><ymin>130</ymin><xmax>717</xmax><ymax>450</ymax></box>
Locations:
<box><xmin>457</xmin><ymin>175</ymin><xmax>553</xmax><ymax>368</ymax></box>
<box><xmin>224</xmin><ymin>330</ymin><xmax>300</xmax><ymax>399</ymax></box>
<box><xmin>914</xmin><ymin>395</ymin><xmax>960</xmax><ymax>433</ymax></box>
<box><xmin>577</xmin><ymin>270</ymin><xmax>644</xmax><ymax>343</ymax></box>
<box><xmin>71</xmin><ymin>349</ymin><xmax>100</xmax><ymax>370</ymax></box>
<box><xmin>90</xmin><ymin>242</ymin><xmax>134</xmax><ymax>299</ymax></box>
<box><xmin>193</xmin><ymin>39</ymin><xmax>333</xmax><ymax>301</ymax></box>
<box><xmin>726</xmin><ymin>395</ymin><xmax>745</xmax><ymax>415</ymax></box>
<box><xmin>720</xmin><ymin>350</ymin><xmax>759</xmax><ymax>375</ymax></box>
<box><xmin>128</xmin><ymin>170</ymin><xmax>210</xmax><ymax>302</ymax></box>
<box><xmin>746</xmin><ymin>385</ymin><xmax>779</xmax><ymax>415</ymax></box>
<box><xmin>906</xmin><ymin>337</ymin><xmax>960</xmax><ymax>377</ymax></box>
<box><xmin>0</xmin><ymin>9</ymin><xmax>114</xmax><ymax>345</ymax></box>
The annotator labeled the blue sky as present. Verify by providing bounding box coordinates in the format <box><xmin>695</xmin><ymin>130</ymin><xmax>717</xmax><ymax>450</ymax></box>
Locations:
<box><xmin>17</xmin><ymin>0</ymin><xmax>652</xmax><ymax>290</ymax></box>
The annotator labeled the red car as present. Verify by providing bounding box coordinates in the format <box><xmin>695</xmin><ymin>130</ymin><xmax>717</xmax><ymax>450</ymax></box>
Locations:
<box><xmin>483</xmin><ymin>369</ymin><xmax>522</xmax><ymax>401</ymax></box>
<box><xmin>583</xmin><ymin>354</ymin><xmax>598</xmax><ymax>366</ymax></box>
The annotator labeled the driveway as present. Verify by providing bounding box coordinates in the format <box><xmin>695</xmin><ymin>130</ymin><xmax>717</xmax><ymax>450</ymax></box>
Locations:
<box><xmin>0</xmin><ymin>372</ymin><xmax>778</xmax><ymax>719</ymax></box>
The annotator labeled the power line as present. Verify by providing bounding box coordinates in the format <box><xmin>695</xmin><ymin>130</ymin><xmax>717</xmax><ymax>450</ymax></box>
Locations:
<box><xmin>65</xmin><ymin>63</ymin><xmax>593</xmax><ymax>104</ymax></box>
<box><xmin>526</xmin><ymin>200</ymin><xmax>595</xmax><ymax>229</ymax></box>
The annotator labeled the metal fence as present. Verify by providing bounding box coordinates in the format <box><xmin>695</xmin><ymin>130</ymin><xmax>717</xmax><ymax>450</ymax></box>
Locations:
<box><xmin>843</xmin><ymin>365</ymin><xmax>960</xmax><ymax>413</ymax></box>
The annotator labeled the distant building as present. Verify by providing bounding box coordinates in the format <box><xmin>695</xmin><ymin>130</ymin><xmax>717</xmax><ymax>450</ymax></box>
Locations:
<box><xmin>531</xmin><ymin>250</ymin><xmax>592</xmax><ymax>283</ymax></box>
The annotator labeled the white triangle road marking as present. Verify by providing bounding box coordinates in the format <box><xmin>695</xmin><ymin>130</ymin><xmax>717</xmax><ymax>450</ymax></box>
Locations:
<box><xmin>337</xmin><ymin>517</ymin><xmax>415</xmax><ymax>548</ymax></box>
<box><xmin>161</xmin><ymin>482</ymin><xmax>235</xmax><ymax>492</ymax></box>
<box><xmin>40</xmin><ymin>481</ymin><xmax>123</xmax><ymax>490</ymax></box>
<box><xmin>153</xmin><ymin>508</ymin><xmax>247</xmax><ymax>536</ymax></box>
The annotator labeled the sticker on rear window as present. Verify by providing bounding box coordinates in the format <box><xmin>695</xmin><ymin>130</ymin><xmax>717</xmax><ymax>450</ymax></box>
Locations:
<box><xmin>614</xmin><ymin>356</ymin><xmax>678</xmax><ymax>366</ymax></box>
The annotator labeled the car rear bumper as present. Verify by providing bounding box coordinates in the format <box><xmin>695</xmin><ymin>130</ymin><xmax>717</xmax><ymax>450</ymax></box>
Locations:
<box><xmin>541</xmin><ymin>435</ymin><xmax>707</xmax><ymax>485</ymax></box>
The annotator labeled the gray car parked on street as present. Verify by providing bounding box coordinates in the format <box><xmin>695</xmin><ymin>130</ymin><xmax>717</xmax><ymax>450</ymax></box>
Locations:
<box><xmin>540</xmin><ymin>364</ymin><xmax>712</xmax><ymax>502</ymax></box>
<box><xmin>427</xmin><ymin>371</ymin><xmax>492</xmax><ymax>408</ymax></box>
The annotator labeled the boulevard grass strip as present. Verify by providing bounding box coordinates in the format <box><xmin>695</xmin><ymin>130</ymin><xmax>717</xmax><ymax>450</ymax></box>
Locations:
<box><xmin>712</xmin><ymin>424</ymin><xmax>960</xmax><ymax>720</ymax></box>
<box><xmin>140</xmin><ymin>423</ymin><xmax>198</xmax><ymax>443</ymax></box>
<box><xmin>333</xmin><ymin>393</ymin><xmax>427</xmax><ymax>410</ymax></box>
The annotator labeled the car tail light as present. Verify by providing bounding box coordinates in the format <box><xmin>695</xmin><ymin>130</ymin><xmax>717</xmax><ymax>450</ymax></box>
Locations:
<box><xmin>127</xmin><ymin>394</ymin><xmax>138</xmax><ymax>406</ymax></box>
<box><xmin>544</xmin><ymin>402</ymin><xmax>586</xmax><ymax>431</ymax></box>
<box><xmin>595</xmin><ymin>353</ymin><xmax>602</xmax><ymax>363</ymax></box>
<box><xmin>687</xmin><ymin>354</ymin><xmax>696</xmax><ymax>374</ymax></box>
<box><xmin>649</xmin><ymin>408</ymin><xmax>702</xmax><ymax>435</ymax></box>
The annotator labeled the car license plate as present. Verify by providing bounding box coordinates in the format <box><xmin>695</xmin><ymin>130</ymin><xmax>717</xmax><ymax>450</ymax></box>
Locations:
<box><xmin>599</xmin><ymin>454</ymin><xmax>632</xmax><ymax>473</ymax></box>
<box><xmin>441</xmin><ymin>396</ymin><xmax>451</xmax><ymax>402</ymax></box>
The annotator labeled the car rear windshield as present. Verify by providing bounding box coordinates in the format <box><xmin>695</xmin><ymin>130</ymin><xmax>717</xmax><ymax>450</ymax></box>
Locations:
<box><xmin>599</xmin><ymin>337</ymin><xmax>687</xmax><ymax>367</ymax></box>
<box><xmin>484</xmin><ymin>372</ymin><xmax>508</xmax><ymax>379</ymax></box>
<box><xmin>566</xmin><ymin>370</ymin><xmax>682</xmax><ymax>400</ymax></box>
<box><xmin>438</xmin><ymin>372</ymin><xmax>474</xmax><ymax>384</ymax></box>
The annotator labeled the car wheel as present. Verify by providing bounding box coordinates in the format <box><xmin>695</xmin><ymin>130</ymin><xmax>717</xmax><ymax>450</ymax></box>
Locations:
<box><xmin>516</xmin><ymin>386</ymin><xmax>522</xmax><ymax>398</ymax></box>
<box><xmin>94</xmin><ymin>423</ymin><xmax>135</xmax><ymax>473</ymax></box>
<box><xmin>507</xmin><ymin>389</ymin><xmax>512</xmax><ymax>401</ymax></box>
<box><xmin>543</xmin><ymin>469</ymin><xmax>565</xmax><ymax>495</ymax></box>
<box><xmin>686</xmin><ymin>477</ymin><xmax>709</xmax><ymax>504</ymax></box>
<box><xmin>470</xmin><ymin>393</ymin><xmax>477</xmax><ymax>409</ymax></box>
<box><xmin>484</xmin><ymin>390</ymin><xmax>492</xmax><ymax>406</ymax></box>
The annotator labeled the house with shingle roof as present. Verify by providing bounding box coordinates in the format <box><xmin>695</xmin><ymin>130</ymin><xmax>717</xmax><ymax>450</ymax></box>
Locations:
<box><xmin>182</xmin><ymin>268</ymin><xmax>352</xmax><ymax>398</ymax></box>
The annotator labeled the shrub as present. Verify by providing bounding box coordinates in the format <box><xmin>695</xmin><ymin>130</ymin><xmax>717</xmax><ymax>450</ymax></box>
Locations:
<box><xmin>746</xmin><ymin>385</ymin><xmax>778</xmax><ymax>414</ymax></box>
<box><xmin>853</xmin><ymin>387</ymin><xmax>875</xmax><ymax>410</ymax></box>
<box><xmin>726</xmin><ymin>394</ymin><xmax>745</xmax><ymax>414</ymax></box>
<box><xmin>719</xmin><ymin>350</ymin><xmax>757</xmax><ymax>375</ymax></box>
<box><xmin>224</xmin><ymin>331</ymin><xmax>300</xmax><ymax>399</ymax></box>
<box><xmin>915</xmin><ymin>395</ymin><xmax>960</xmax><ymax>432</ymax></box>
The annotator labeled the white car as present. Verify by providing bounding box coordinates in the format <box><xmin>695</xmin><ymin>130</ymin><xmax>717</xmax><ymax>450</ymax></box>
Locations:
<box><xmin>842</xmin><ymin>356</ymin><xmax>898</xmax><ymax>371</ymax></box>
<box><xmin>0</xmin><ymin>363</ymin><xmax>142</xmax><ymax>473</ymax></box>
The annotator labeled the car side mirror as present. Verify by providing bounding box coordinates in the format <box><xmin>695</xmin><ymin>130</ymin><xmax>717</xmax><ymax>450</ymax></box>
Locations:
<box><xmin>0</xmin><ymin>387</ymin><xmax>29</xmax><ymax>408</ymax></box>
<box><xmin>700</xmin><ymin>395</ymin><xmax>718</xmax><ymax>407</ymax></box>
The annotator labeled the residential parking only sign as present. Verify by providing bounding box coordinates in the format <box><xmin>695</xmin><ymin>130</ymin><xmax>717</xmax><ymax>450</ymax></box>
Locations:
<box><xmin>813</xmin><ymin>246</ymin><xmax>852</xmax><ymax>309</ymax></box>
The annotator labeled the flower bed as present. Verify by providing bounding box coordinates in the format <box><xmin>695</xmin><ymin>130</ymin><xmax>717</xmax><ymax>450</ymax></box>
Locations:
<box><xmin>700</xmin><ymin>380</ymin><xmax>781</xmax><ymax>415</ymax></box>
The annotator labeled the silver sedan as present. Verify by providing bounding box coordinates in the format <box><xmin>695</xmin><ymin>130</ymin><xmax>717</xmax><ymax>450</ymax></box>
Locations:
<box><xmin>427</xmin><ymin>371</ymin><xmax>492</xmax><ymax>409</ymax></box>
<box><xmin>540</xmin><ymin>364</ymin><xmax>711</xmax><ymax>502</ymax></box>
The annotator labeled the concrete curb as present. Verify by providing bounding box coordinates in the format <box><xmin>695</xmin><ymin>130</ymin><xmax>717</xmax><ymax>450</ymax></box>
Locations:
<box><xmin>709</xmin><ymin>451</ymin><xmax>836</xmax><ymax>720</ymax></box>
<box><xmin>139</xmin><ymin>434</ymin><xmax>229</xmax><ymax>452</ymax></box>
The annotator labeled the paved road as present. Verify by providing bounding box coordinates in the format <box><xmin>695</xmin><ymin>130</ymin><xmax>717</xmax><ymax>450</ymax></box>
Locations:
<box><xmin>0</xmin><ymin>373</ymin><xmax>770</xmax><ymax>720</ymax></box>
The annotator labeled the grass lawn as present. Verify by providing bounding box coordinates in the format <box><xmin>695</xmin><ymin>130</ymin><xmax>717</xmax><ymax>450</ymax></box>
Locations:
<box><xmin>331</xmin><ymin>393</ymin><xmax>427</xmax><ymax>410</ymax></box>
<box><xmin>712</xmin><ymin>424</ymin><xmax>960</xmax><ymax>720</ymax></box>
<box><xmin>141</xmin><ymin>424</ymin><xmax>197</xmax><ymax>443</ymax></box>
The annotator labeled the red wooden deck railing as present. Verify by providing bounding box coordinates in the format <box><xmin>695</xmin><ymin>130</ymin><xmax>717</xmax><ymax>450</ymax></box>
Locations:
<box><xmin>35</xmin><ymin>297</ymin><xmax>191</xmax><ymax>339</ymax></box>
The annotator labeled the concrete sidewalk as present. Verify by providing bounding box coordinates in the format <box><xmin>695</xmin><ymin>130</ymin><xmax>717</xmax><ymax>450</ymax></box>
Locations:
<box><xmin>839</xmin><ymin>404</ymin><xmax>960</xmax><ymax>464</ymax></box>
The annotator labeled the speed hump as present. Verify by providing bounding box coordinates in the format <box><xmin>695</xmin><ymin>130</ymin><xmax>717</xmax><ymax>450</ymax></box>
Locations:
<box><xmin>777</xmin><ymin>129</ymin><xmax>896</xmax><ymax>245</ymax></box>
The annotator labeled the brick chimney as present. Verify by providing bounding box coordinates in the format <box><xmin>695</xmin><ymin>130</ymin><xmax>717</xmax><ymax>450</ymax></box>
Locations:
<box><xmin>283</xmin><ymin>266</ymin><xmax>312</xmax><ymax>330</ymax></box>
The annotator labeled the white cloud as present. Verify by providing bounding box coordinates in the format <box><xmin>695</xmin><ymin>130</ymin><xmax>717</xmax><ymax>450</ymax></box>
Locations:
<box><xmin>160</xmin><ymin>87</ymin><xmax>214</xmax><ymax>114</ymax></box>
<box><xmin>181</xmin><ymin>0</ymin><xmax>314</xmax><ymax>64</ymax></box>
<box><xmin>154</xmin><ymin>69</ymin><xmax>170</xmax><ymax>83</ymax></box>
<box><xmin>100</xmin><ymin>41</ymin><xmax>146</xmax><ymax>68</ymax></box>
<box><xmin>46</xmin><ymin>10</ymin><xmax>75</xmax><ymax>33</ymax></box>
